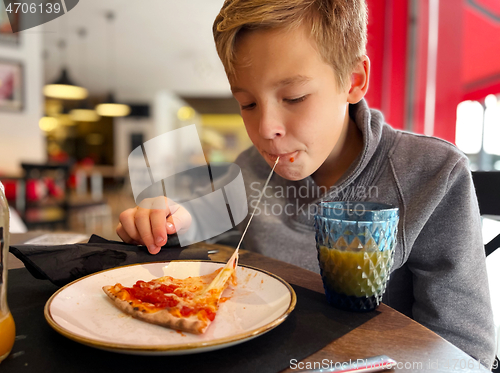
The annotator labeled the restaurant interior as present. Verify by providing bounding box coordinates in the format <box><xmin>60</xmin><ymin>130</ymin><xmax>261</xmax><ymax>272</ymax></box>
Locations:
<box><xmin>1</xmin><ymin>0</ymin><xmax>500</xmax><ymax>371</ymax></box>
<box><xmin>0</xmin><ymin>0</ymin><xmax>499</xmax><ymax>238</ymax></box>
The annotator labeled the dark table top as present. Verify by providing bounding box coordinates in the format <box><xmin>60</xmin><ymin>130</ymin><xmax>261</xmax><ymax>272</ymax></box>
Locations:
<box><xmin>2</xmin><ymin>234</ymin><xmax>490</xmax><ymax>373</ymax></box>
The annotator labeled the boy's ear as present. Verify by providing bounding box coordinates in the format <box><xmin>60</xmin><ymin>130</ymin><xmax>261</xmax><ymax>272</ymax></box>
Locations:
<box><xmin>347</xmin><ymin>55</ymin><xmax>370</xmax><ymax>104</ymax></box>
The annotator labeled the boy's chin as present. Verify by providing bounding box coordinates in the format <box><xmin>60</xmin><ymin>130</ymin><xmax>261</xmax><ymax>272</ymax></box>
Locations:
<box><xmin>274</xmin><ymin>166</ymin><xmax>308</xmax><ymax>182</ymax></box>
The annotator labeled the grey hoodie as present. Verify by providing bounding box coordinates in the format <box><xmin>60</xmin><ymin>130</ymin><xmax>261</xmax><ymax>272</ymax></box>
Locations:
<box><xmin>233</xmin><ymin>98</ymin><xmax>496</xmax><ymax>366</ymax></box>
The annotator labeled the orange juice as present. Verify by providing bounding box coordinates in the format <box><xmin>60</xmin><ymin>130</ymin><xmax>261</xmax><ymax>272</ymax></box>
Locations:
<box><xmin>0</xmin><ymin>182</ymin><xmax>14</xmax><ymax>363</ymax></box>
<box><xmin>318</xmin><ymin>245</ymin><xmax>394</xmax><ymax>297</ymax></box>
<box><xmin>0</xmin><ymin>312</ymin><xmax>15</xmax><ymax>363</ymax></box>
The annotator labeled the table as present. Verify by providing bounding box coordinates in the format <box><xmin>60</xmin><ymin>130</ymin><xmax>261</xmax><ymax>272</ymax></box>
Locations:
<box><xmin>3</xmin><ymin>234</ymin><xmax>491</xmax><ymax>373</ymax></box>
<box><xmin>212</xmin><ymin>245</ymin><xmax>492</xmax><ymax>373</ymax></box>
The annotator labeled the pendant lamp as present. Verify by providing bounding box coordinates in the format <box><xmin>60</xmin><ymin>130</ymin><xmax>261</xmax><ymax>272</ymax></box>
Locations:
<box><xmin>70</xmin><ymin>101</ymin><xmax>101</xmax><ymax>122</ymax></box>
<box><xmin>69</xmin><ymin>28</ymin><xmax>100</xmax><ymax>122</ymax></box>
<box><xmin>95</xmin><ymin>11</ymin><xmax>130</xmax><ymax>117</ymax></box>
<box><xmin>44</xmin><ymin>40</ymin><xmax>88</xmax><ymax>100</ymax></box>
<box><xmin>96</xmin><ymin>93</ymin><xmax>130</xmax><ymax>117</ymax></box>
<box><xmin>44</xmin><ymin>68</ymin><xmax>88</xmax><ymax>100</ymax></box>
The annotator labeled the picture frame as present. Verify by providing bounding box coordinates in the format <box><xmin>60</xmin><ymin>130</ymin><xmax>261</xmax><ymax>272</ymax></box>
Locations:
<box><xmin>0</xmin><ymin>1</ymin><xmax>20</xmax><ymax>45</ymax></box>
<box><xmin>0</xmin><ymin>60</ymin><xmax>23</xmax><ymax>112</ymax></box>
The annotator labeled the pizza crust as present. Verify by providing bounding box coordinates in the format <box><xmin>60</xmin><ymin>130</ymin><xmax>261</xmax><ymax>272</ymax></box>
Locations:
<box><xmin>102</xmin><ymin>286</ymin><xmax>209</xmax><ymax>334</ymax></box>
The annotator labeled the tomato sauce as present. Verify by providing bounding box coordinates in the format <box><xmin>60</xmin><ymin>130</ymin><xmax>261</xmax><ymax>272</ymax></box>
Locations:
<box><xmin>180</xmin><ymin>306</ymin><xmax>194</xmax><ymax>317</ymax></box>
<box><xmin>201</xmin><ymin>308</ymin><xmax>216</xmax><ymax>321</ymax></box>
<box><xmin>125</xmin><ymin>280</ymin><xmax>180</xmax><ymax>308</ymax></box>
<box><xmin>122</xmin><ymin>280</ymin><xmax>218</xmax><ymax>321</ymax></box>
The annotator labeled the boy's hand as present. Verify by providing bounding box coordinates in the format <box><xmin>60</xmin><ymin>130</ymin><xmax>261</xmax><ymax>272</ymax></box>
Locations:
<box><xmin>116</xmin><ymin>196</ymin><xmax>192</xmax><ymax>254</ymax></box>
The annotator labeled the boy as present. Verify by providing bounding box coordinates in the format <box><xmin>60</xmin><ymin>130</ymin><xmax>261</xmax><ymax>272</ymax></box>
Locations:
<box><xmin>117</xmin><ymin>0</ymin><xmax>495</xmax><ymax>366</ymax></box>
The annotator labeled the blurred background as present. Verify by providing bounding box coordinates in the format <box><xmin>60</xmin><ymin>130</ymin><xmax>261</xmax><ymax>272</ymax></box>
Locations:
<box><xmin>0</xmin><ymin>0</ymin><xmax>499</xmax><ymax>238</ymax></box>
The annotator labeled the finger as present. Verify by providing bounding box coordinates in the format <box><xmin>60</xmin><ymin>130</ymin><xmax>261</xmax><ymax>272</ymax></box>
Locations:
<box><xmin>118</xmin><ymin>208</ymin><xmax>144</xmax><ymax>244</ymax></box>
<box><xmin>135</xmin><ymin>197</ymin><xmax>171</xmax><ymax>254</ymax></box>
<box><xmin>116</xmin><ymin>224</ymin><xmax>141</xmax><ymax>245</ymax></box>
<box><xmin>150</xmin><ymin>207</ymin><xmax>169</xmax><ymax>247</ymax></box>
<box><xmin>148</xmin><ymin>245</ymin><xmax>161</xmax><ymax>255</ymax></box>
<box><xmin>149</xmin><ymin>197</ymin><xmax>171</xmax><ymax>247</ymax></box>
<box><xmin>165</xmin><ymin>198</ymin><xmax>179</xmax><ymax>235</ymax></box>
<box><xmin>170</xmin><ymin>204</ymin><xmax>192</xmax><ymax>235</ymax></box>
<box><xmin>166</xmin><ymin>215</ymin><xmax>176</xmax><ymax>235</ymax></box>
<box><xmin>116</xmin><ymin>222</ymin><xmax>133</xmax><ymax>243</ymax></box>
<box><xmin>134</xmin><ymin>206</ymin><xmax>159</xmax><ymax>254</ymax></box>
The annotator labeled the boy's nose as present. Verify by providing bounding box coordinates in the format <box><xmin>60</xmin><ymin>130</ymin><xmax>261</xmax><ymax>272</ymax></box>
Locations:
<box><xmin>258</xmin><ymin>105</ymin><xmax>285</xmax><ymax>139</ymax></box>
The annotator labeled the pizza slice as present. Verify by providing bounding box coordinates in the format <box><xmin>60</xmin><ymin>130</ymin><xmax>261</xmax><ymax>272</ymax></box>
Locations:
<box><xmin>102</xmin><ymin>252</ymin><xmax>238</xmax><ymax>334</ymax></box>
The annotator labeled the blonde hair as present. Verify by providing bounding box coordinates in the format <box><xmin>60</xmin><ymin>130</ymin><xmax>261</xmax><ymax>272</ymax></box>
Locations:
<box><xmin>213</xmin><ymin>0</ymin><xmax>367</xmax><ymax>89</ymax></box>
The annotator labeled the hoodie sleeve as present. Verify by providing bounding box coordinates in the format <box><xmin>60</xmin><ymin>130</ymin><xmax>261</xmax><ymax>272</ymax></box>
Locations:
<box><xmin>407</xmin><ymin>156</ymin><xmax>496</xmax><ymax>368</ymax></box>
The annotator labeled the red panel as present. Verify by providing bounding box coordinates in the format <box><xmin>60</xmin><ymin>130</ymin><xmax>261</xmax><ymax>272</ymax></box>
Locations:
<box><xmin>411</xmin><ymin>0</ymin><xmax>462</xmax><ymax>142</ymax></box>
<box><xmin>384</xmin><ymin>0</ymin><xmax>408</xmax><ymax>130</ymax></box>
<box><xmin>472</xmin><ymin>0</ymin><xmax>500</xmax><ymax>16</ymax></box>
<box><xmin>365</xmin><ymin>0</ymin><xmax>387</xmax><ymax>111</ymax></box>
<box><xmin>434</xmin><ymin>0</ymin><xmax>463</xmax><ymax>143</ymax></box>
<box><xmin>463</xmin><ymin>80</ymin><xmax>500</xmax><ymax>101</ymax></box>
<box><xmin>462</xmin><ymin>8</ymin><xmax>500</xmax><ymax>85</ymax></box>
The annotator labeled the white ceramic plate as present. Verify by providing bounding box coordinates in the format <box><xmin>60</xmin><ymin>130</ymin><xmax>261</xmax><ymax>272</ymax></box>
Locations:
<box><xmin>44</xmin><ymin>261</ymin><xmax>296</xmax><ymax>355</ymax></box>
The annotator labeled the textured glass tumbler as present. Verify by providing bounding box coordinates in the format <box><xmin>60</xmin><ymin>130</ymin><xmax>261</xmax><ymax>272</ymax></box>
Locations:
<box><xmin>314</xmin><ymin>201</ymin><xmax>399</xmax><ymax>312</ymax></box>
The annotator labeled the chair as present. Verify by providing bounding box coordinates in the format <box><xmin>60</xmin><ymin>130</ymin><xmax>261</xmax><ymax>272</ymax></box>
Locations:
<box><xmin>473</xmin><ymin>171</ymin><xmax>500</xmax><ymax>256</ymax></box>
<box><xmin>20</xmin><ymin>162</ymin><xmax>71</xmax><ymax>230</ymax></box>
<box><xmin>472</xmin><ymin>171</ymin><xmax>500</xmax><ymax>371</ymax></box>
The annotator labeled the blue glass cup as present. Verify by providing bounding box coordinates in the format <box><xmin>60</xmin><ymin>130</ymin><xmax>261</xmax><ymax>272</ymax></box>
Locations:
<box><xmin>314</xmin><ymin>201</ymin><xmax>399</xmax><ymax>312</ymax></box>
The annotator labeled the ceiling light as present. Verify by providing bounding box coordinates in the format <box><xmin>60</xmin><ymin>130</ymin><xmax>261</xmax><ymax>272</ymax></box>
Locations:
<box><xmin>95</xmin><ymin>93</ymin><xmax>130</xmax><ymax>117</ymax></box>
<box><xmin>70</xmin><ymin>108</ymin><xmax>100</xmax><ymax>122</ymax></box>
<box><xmin>68</xmin><ymin>28</ymin><xmax>100</xmax><ymax>122</ymax></box>
<box><xmin>44</xmin><ymin>38</ymin><xmax>88</xmax><ymax>100</ymax></box>
<box><xmin>44</xmin><ymin>83</ymin><xmax>88</xmax><ymax>100</ymax></box>
<box><xmin>44</xmin><ymin>56</ymin><xmax>87</xmax><ymax>101</ymax></box>
<box><xmin>95</xmin><ymin>12</ymin><xmax>130</xmax><ymax>118</ymax></box>
<box><xmin>96</xmin><ymin>103</ymin><xmax>130</xmax><ymax>117</ymax></box>
<box><xmin>39</xmin><ymin>117</ymin><xmax>58</xmax><ymax>132</ymax></box>
<box><xmin>177</xmin><ymin>106</ymin><xmax>196</xmax><ymax>121</ymax></box>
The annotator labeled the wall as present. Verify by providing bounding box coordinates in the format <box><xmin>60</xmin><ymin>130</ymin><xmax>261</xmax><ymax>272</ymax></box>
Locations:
<box><xmin>0</xmin><ymin>29</ymin><xmax>45</xmax><ymax>175</ymax></box>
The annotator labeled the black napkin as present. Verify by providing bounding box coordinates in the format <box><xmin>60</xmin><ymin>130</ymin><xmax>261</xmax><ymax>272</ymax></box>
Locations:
<box><xmin>9</xmin><ymin>234</ymin><xmax>210</xmax><ymax>286</ymax></box>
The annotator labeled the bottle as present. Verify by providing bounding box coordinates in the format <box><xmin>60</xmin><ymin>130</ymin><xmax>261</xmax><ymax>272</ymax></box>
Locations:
<box><xmin>0</xmin><ymin>181</ymin><xmax>15</xmax><ymax>363</ymax></box>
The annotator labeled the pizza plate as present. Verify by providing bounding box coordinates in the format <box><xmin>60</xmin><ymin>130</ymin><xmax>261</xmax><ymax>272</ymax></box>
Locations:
<box><xmin>44</xmin><ymin>260</ymin><xmax>296</xmax><ymax>355</ymax></box>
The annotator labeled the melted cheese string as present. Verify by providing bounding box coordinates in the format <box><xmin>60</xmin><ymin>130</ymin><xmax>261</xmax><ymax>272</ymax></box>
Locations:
<box><xmin>202</xmin><ymin>157</ymin><xmax>280</xmax><ymax>295</ymax></box>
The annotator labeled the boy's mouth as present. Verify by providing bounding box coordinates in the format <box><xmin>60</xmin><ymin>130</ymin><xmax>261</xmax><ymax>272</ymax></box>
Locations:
<box><xmin>266</xmin><ymin>151</ymin><xmax>298</xmax><ymax>162</ymax></box>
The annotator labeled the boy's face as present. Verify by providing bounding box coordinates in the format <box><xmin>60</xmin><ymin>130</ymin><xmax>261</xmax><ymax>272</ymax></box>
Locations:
<box><xmin>230</xmin><ymin>23</ymin><xmax>357</xmax><ymax>182</ymax></box>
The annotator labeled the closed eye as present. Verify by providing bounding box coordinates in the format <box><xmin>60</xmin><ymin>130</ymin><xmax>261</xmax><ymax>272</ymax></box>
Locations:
<box><xmin>240</xmin><ymin>103</ymin><xmax>256</xmax><ymax>111</ymax></box>
<box><xmin>240</xmin><ymin>95</ymin><xmax>307</xmax><ymax>110</ymax></box>
<box><xmin>284</xmin><ymin>95</ymin><xmax>307</xmax><ymax>104</ymax></box>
